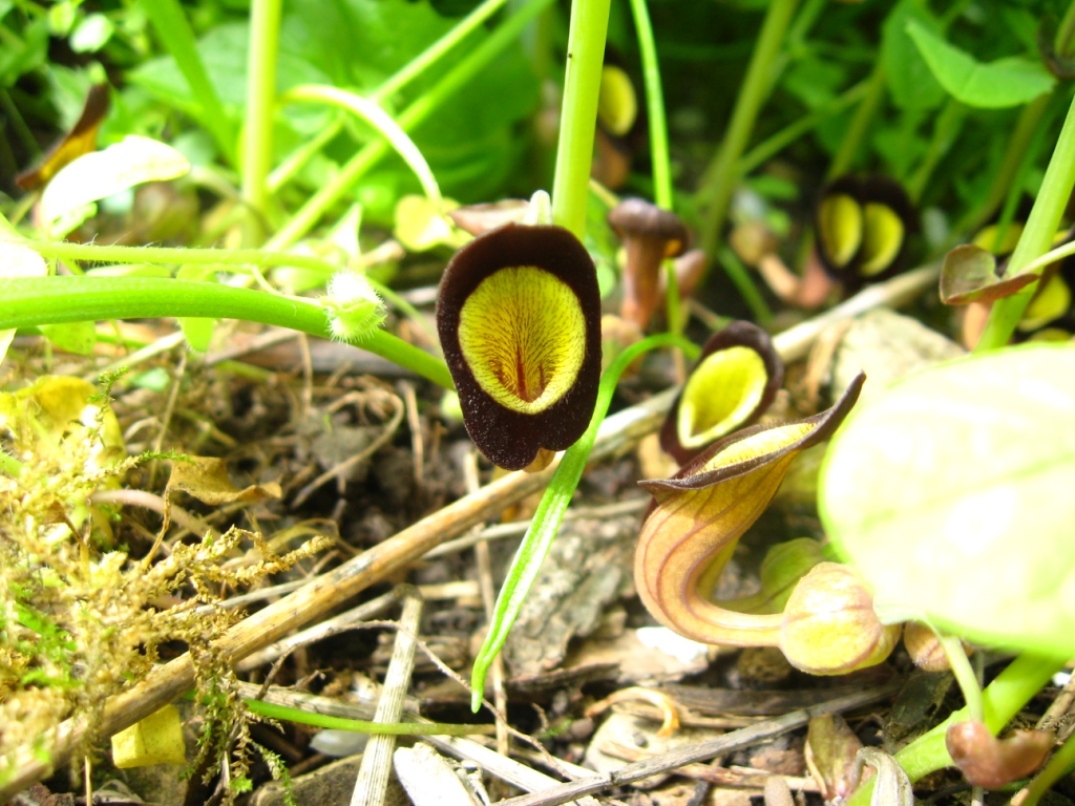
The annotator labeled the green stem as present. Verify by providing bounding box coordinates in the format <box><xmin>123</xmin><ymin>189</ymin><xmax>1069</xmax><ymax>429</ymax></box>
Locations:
<box><xmin>738</xmin><ymin>79</ymin><xmax>869</xmax><ymax>177</ymax></box>
<box><xmin>469</xmin><ymin>332</ymin><xmax>696</xmax><ymax>711</ymax></box>
<box><xmin>139</xmin><ymin>0</ymin><xmax>234</xmax><ymax>162</ymax></box>
<box><xmin>28</xmin><ymin>240</ymin><xmax>342</xmax><ymax>276</ymax></box>
<box><xmin>244</xmin><ymin>697</ymin><xmax>492</xmax><ymax>736</ymax></box>
<box><xmin>280</xmin><ymin>85</ymin><xmax>443</xmax><ymax>207</ymax></box>
<box><xmin>267</xmin><ymin>117</ymin><xmax>343</xmax><ymax>192</ymax></box>
<box><xmin>627</xmin><ymin>0</ymin><xmax>683</xmax><ymax>336</ymax></box>
<box><xmin>550</xmin><ymin>0</ymin><xmax>611</xmax><ymax>238</ymax></box>
<box><xmin>957</xmin><ymin>95</ymin><xmax>1051</xmax><ymax>236</ymax></box>
<box><xmin>696</xmin><ymin>0</ymin><xmax>800</xmax><ymax>257</ymax></box>
<box><xmin>826</xmin><ymin>62</ymin><xmax>886</xmax><ymax>181</ymax></box>
<box><xmin>940</xmin><ymin>634</ymin><xmax>983</xmax><ymax>723</ymax></box>
<box><xmin>718</xmin><ymin>246</ymin><xmax>773</xmax><ymax>325</ymax></box>
<box><xmin>0</xmin><ymin>276</ymin><xmax>454</xmax><ymax>390</ymax></box>
<box><xmin>267</xmin><ymin>0</ymin><xmax>554</xmax><ymax>251</ymax></box>
<box><xmin>1020</xmin><ymin>726</ymin><xmax>1075</xmax><ymax>806</ymax></box>
<box><xmin>976</xmin><ymin>92</ymin><xmax>1075</xmax><ymax>351</ymax></box>
<box><xmin>628</xmin><ymin>0</ymin><xmax>671</xmax><ymax>212</ymax></box>
<box><xmin>372</xmin><ymin>0</ymin><xmax>513</xmax><ymax>104</ymax></box>
<box><xmin>240</xmin><ymin>0</ymin><xmax>282</xmax><ymax>246</ymax></box>
<box><xmin>847</xmin><ymin>653</ymin><xmax>1063</xmax><ymax>805</ymax></box>
<box><xmin>1055</xmin><ymin>0</ymin><xmax>1075</xmax><ymax>56</ymax></box>
<box><xmin>906</xmin><ymin>98</ymin><xmax>964</xmax><ymax>204</ymax></box>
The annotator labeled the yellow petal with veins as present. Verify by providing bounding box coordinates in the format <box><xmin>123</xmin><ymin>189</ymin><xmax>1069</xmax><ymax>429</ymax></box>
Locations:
<box><xmin>458</xmin><ymin>266</ymin><xmax>587</xmax><ymax>415</ymax></box>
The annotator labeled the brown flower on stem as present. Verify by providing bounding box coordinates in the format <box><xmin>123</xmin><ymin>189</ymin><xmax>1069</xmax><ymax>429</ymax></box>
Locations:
<box><xmin>815</xmin><ymin>176</ymin><xmax>916</xmax><ymax>289</ymax></box>
<box><xmin>608</xmin><ymin>198</ymin><xmax>689</xmax><ymax>331</ymax></box>
<box><xmin>659</xmin><ymin>321</ymin><xmax>784</xmax><ymax>464</ymax></box>
<box><xmin>436</xmin><ymin>222</ymin><xmax>601</xmax><ymax>471</ymax></box>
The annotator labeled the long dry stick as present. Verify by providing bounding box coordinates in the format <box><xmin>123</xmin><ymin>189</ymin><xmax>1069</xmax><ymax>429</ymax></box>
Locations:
<box><xmin>492</xmin><ymin>683</ymin><xmax>901</xmax><ymax>806</ymax></box>
<box><xmin>0</xmin><ymin>262</ymin><xmax>939</xmax><ymax>799</ymax></box>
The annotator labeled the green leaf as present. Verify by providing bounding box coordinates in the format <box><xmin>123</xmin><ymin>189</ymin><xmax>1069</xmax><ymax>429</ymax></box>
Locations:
<box><xmin>820</xmin><ymin>343</ymin><xmax>1075</xmax><ymax>659</ymax></box>
<box><xmin>939</xmin><ymin>243</ymin><xmax>1039</xmax><ymax>305</ymax></box>
<box><xmin>905</xmin><ymin>20</ymin><xmax>1055</xmax><ymax>109</ymax></box>
<box><xmin>40</xmin><ymin>321</ymin><xmax>97</xmax><ymax>355</ymax></box>
<box><xmin>881</xmin><ymin>0</ymin><xmax>945</xmax><ymax>111</ymax></box>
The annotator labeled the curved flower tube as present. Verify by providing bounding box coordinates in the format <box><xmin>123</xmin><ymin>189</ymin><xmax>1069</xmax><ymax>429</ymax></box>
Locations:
<box><xmin>636</xmin><ymin>374</ymin><xmax>883</xmax><ymax>672</ymax></box>
<box><xmin>436</xmin><ymin>222</ymin><xmax>601</xmax><ymax>471</ymax></box>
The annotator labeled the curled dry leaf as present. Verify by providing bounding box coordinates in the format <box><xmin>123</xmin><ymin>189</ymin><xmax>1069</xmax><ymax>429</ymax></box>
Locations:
<box><xmin>805</xmin><ymin>713</ymin><xmax>862</xmax><ymax>802</ymax></box>
<box><xmin>436</xmin><ymin>222</ymin><xmax>601</xmax><ymax>471</ymax></box>
<box><xmin>166</xmin><ymin>456</ymin><xmax>283</xmax><ymax>505</ymax></box>
<box><xmin>939</xmin><ymin>243</ymin><xmax>1039</xmax><ymax>305</ymax></box>
<box><xmin>16</xmin><ymin>83</ymin><xmax>110</xmax><ymax>191</ymax></box>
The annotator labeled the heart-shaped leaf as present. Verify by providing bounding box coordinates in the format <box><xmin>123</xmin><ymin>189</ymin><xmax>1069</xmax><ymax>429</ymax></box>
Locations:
<box><xmin>820</xmin><ymin>343</ymin><xmax>1075</xmax><ymax>658</ymax></box>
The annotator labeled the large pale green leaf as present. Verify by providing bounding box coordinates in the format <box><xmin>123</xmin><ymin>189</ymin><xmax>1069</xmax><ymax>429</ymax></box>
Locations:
<box><xmin>906</xmin><ymin>21</ymin><xmax>1054</xmax><ymax>108</ymax></box>
<box><xmin>820</xmin><ymin>343</ymin><xmax>1075</xmax><ymax>658</ymax></box>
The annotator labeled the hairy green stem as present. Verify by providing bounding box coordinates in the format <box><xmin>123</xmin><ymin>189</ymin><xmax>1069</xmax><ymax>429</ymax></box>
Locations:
<box><xmin>696</xmin><ymin>0</ymin><xmax>799</xmax><ymax>257</ymax></box>
<box><xmin>240</xmin><ymin>0</ymin><xmax>282</xmax><ymax>246</ymax></box>
<box><xmin>0</xmin><ymin>276</ymin><xmax>454</xmax><ymax>390</ymax></box>
<box><xmin>267</xmin><ymin>0</ymin><xmax>554</xmax><ymax>250</ymax></box>
<box><xmin>976</xmin><ymin>91</ymin><xmax>1075</xmax><ymax>351</ymax></box>
<box><xmin>28</xmin><ymin>240</ymin><xmax>342</xmax><ymax>276</ymax></box>
<box><xmin>469</xmin><ymin>332</ymin><xmax>696</xmax><ymax>711</ymax></box>
<box><xmin>550</xmin><ymin>0</ymin><xmax>611</xmax><ymax>238</ymax></box>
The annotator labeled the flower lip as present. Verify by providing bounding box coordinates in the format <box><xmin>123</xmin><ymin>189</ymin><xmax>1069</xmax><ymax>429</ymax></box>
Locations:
<box><xmin>644</xmin><ymin>371</ymin><xmax>865</xmax><ymax>494</ymax></box>
<box><xmin>659</xmin><ymin>321</ymin><xmax>784</xmax><ymax>464</ymax></box>
<box><xmin>437</xmin><ymin>222</ymin><xmax>602</xmax><ymax>471</ymax></box>
<box><xmin>815</xmin><ymin>176</ymin><xmax>916</xmax><ymax>287</ymax></box>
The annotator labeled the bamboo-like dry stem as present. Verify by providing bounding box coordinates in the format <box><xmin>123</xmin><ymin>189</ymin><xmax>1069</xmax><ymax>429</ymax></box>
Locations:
<box><xmin>350</xmin><ymin>590</ymin><xmax>423</xmax><ymax>806</ymax></box>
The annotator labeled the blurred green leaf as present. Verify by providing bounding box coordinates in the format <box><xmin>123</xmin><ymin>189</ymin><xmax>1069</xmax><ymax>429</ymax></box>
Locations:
<box><xmin>820</xmin><ymin>343</ymin><xmax>1075</xmax><ymax>659</ymax></box>
<box><xmin>40</xmin><ymin>322</ymin><xmax>97</xmax><ymax>355</ymax></box>
<box><xmin>71</xmin><ymin>13</ymin><xmax>115</xmax><ymax>53</ymax></box>
<box><xmin>882</xmin><ymin>0</ymin><xmax>945</xmax><ymax>111</ymax></box>
<box><xmin>0</xmin><ymin>14</ymin><xmax>48</xmax><ymax>87</ymax></box>
<box><xmin>906</xmin><ymin>20</ymin><xmax>1055</xmax><ymax>109</ymax></box>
